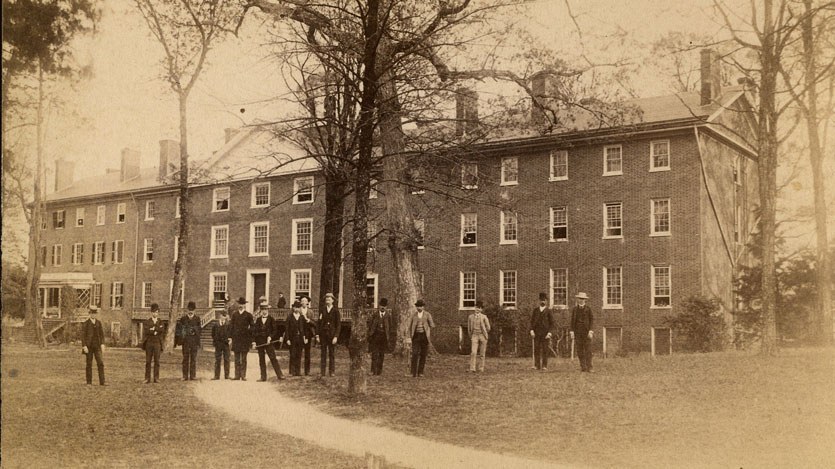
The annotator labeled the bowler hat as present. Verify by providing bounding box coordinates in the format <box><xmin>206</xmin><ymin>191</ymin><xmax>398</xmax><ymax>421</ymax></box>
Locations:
<box><xmin>415</xmin><ymin>299</ymin><xmax>426</xmax><ymax>307</ymax></box>
<box><xmin>475</xmin><ymin>300</ymin><xmax>484</xmax><ymax>309</ymax></box>
<box><xmin>187</xmin><ymin>301</ymin><xmax>196</xmax><ymax>311</ymax></box>
<box><xmin>575</xmin><ymin>292</ymin><xmax>589</xmax><ymax>299</ymax></box>
<box><xmin>150</xmin><ymin>303</ymin><xmax>160</xmax><ymax>312</ymax></box>
<box><xmin>539</xmin><ymin>292</ymin><xmax>548</xmax><ymax>301</ymax></box>
<box><xmin>291</xmin><ymin>300</ymin><xmax>302</xmax><ymax>308</ymax></box>
<box><xmin>237</xmin><ymin>297</ymin><xmax>247</xmax><ymax>305</ymax></box>
<box><xmin>379</xmin><ymin>298</ymin><xmax>388</xmax><ymax>307</ymax></box>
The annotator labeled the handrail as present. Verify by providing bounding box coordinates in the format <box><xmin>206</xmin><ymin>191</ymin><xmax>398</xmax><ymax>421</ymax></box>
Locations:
<box><xmin>200</xmin><ymin>308</ymin><xmax>218</xmax><ymax>328</ymax></box>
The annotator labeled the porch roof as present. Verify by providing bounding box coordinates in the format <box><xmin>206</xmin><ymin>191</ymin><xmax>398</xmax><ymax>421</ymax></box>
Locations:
<box><xmin>39</xmin><ymin>272</ymin><xmax>95</xmax><ymax>288</ymax></box>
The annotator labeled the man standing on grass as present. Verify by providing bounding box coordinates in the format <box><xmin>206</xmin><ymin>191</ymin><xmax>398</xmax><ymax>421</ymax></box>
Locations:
<box><xmin>407</xmin><ymin>299</ymin><xmax>435</xmax><ymax>377</ymax></box>
<box><xmin>230</xmin><ymin>297</ymin><xmax>253</xmax><ymax>381</ymax></box>
<box><xmin>143</xmin><ymin>303</ymin><xmax>165</xmax><ymax>383</ymax></box>
<box><xmin>81</xmin><ymin>305</ymin><xmax>106</xmax><ymax>386</ymax></box>
<box><xmin>530</xmin><ymin>293</ymin><xmax>554</xmax><ymax>371</ymax></box>
<box><xmin>284</xmin><ymin>301</ymin><xmax>308</xmax><ymax>376</ymax></box>
<box><xmin>317</xmin><ymin>292</ymin><xmax>341</xmax><ymax>377</ymax></box>
<box><xmin>179</xmin><ymin>302</ymin><xmax>202</xmax><ymax>381</ymax></box>
<box><xmin>368</xmin><ymin>297</ymin><xmax>392</xmax><ymax>376</ymax></box>
<box><xmin>252</xmin><ymin>297</ymin><xmax>285</xmax><ymax>382</ymax></box>
<box><xmin>570</xmin><ymin>292</ymin><xmax>594</xmax><ymax>373</ymax></box>
<box><xmin>299</xmin><ymin>295</ymin><xmax>315</xmax><ymax>376</ymax></box>
<box><xmin>212</xmin><ymin>309</ymin><xmax>232</xmax><ymax>380</ymax></box>
<box><xmin>468</xmin><ymin>300</ymin><xmax>491</xmax><ymax>372</ymax></box>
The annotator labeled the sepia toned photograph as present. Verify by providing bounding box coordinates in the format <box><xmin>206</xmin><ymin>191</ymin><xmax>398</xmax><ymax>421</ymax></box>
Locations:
<box><xmin>2</xmin><ymin>0</ymin><xmax>834</xmax><ymax>467</ymax></box>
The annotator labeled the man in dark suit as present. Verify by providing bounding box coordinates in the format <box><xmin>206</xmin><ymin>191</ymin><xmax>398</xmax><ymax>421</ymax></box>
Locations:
<box><xmin>212</xmin><ymin>310</ymin><xmax>232</xmax><ymax>380</ymax></box>
<box><xmin>530</xmin><ymin>292</ymin><xmax>555</xmax><ymax>371</ymax></box>
<box><xmin>317</xmin><ymin>292</ymin><xmax>341</xmax><ymax>377</ymax></box>
<box><xmin>570</xmin><ymin>292</ymin><xmax>595</xmax><ymax>372</ymax></box>
<box><xmin>252</xmin><ymin>297</ymin><xmax>285</xmax><ymax>381</ymax></box>
<box><xmin>299</xmin><ymin>295</ymin><xmax>315</xmax><ymax>376</ymax></box>
<box><xmin>142</xmin><ymin>303</ymin><xmax>165</xmax><ymax>383</ymax></box>
<box><xmin>81</xmin><ymin>305</ymin><xmax>106</xmax><ymax>386</ymax></box>
<box><xmin>284</xmin><ymin>301</ymin><xmax>308</xmax><ymax>376</ymax></box>
<box><xmin>230</xmin><ymin>297</ymin><xmax>253</xmax><ymax>380</ymax></box>
<box><xmin>179</xmin><ymin>302</ymin><xmax>202</xmax><ymax>381</ymax></box>
<box><xmin>368</xmin><ymin>297</ymin><xmax>392</xmax><ymax>376</ymax></box>
<box><xmin>276</xmin><ymin>292</ymin><xmax>287</xmax><ymax>309</ymax></box>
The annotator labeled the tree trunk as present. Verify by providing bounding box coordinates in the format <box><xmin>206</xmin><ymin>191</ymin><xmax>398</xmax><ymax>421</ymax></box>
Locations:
<box><xmin>319</xmin><ymin>178</ymin><xmax>346</xmax><ymax>306</ymax></box>
<box><xmin>348</xmin><ymin>172</ymin><xmax>372</xmax><ymax>394</ymax></box>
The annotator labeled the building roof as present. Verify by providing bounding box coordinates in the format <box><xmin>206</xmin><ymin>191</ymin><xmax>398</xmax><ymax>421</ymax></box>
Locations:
<box><xmin>46</xmin><ymin>87</ymin><xmax>749</xmax><ymax>203</ymax></box>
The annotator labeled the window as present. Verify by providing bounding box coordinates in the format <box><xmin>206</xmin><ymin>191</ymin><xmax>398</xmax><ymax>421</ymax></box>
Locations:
<box><xmin>143</xmin><ymin>238</ymin><xmax>154</xmax><ymax>263</ymax></box>
<box><xmin>111</xmin><ymin>282</ymin><xmax>124</xmax><ymax>309</ymax></box>
<box><xmin>415</xmin><ymin>218</ymin><xmax>425</xmax><ymax>249</ymax></box>
<box><xmin>251</xmin><ymin>182</ymin><xmax>270</xmax><ymax>207</ymax></box>
<box><xmin>462</xmin><ymin>163</ymin><xmax>478</xmax><ymax>189</ymax></box>
<box><xmin>92</xmin><ymin>283</ymin><xmax>102</xmax><ymax>307</ymax></box>
<box><xmin>500</xmin><ymin>270</ymin><xmax>517</xmax><ymax>308</ymax></box>
<box><xmin>501</xmin><ymin>157</ymin><xmax>518</xmax><ymax>185</ymax></box>
<box><xmin>500</xmin><ymin>211</ymin><xmax>518</xmax><ymax>244</ymax></box>
<box><xmin>53</xmin><ymin>210</ymin><xmax>65</xmax><ymax>229</ymax></box>
<box><xmin>175</xmin><ymin>196</ymin><xmax>181</xmax><ymax>218</ymax></box>
<box><xmin>41</xmin><ymin>219</ymin><xmax>47</xmax><ymax>230</ymax></box>
<box><xmin>551</xmin><ymin>268</ymin><xmax>568</xmax><ymax>308</ymax></box>
<box><xmin>550</xmin><ymin>206</ymin><xmax>567</xmax><ymax>241</ymax></box>
<box><xmin>111</xmin><ymin>240</ymin><xmax>124</xmax><ymax>264</ymax></box>
<box><xmin>369</xmin><ymin>178</ymin><xmax>378</xmax><ymax>199</ymax></box>
<box><xmin>76</xmin><ymin>207</ymin><xmax>85</xmax><ymax>227</ymax></box>
<box><xmin>460</xmin><ymin>272</ymin><xmax>477</xmax><ymax>309</ymax></box>
<box><xmin>213</xmin><ymin>187</ymin><xmax>230</xmax><ymax>212</ymax></box>
<box><xmin>93</xmin><ymin>241</ymin><xmax>105</xmax><ymax>265</ymax></box>
<box><xmin>367</xmin><ymin>221</ymin><xmax>377</xmax><ymax>251</ymax></box>
<box><xmin>292</xmin><ymin>219</ymin><xmax>313</xmax><ymax>254</ymax></box>
<box><xmin>72</xmin><ymin>243</ymin><xmax>84</xmax><ymax>265</ymax></box>
<box><xmin>142</xmin><ymin>282</ymin><xmax>152</xmax><ymax>308</ymax></box>
<box><xmin>210</xmin><ymin>273</ymin><xmax>227</xmax><ymax>303</ymax></box>
<box><xmin>604</xmin><ymin>202</ymin><xmax>623</xmax><ymax>238</ymax></box>
<box><xmin>96</xmin><ymin>205</ymin><xmax>106</xmax><ymax>225</ymax></box>
<box><xmin>604</xmin><ymin>145</ymin><xmax>623</xmax><ymax>175</ymax></box>
<box><xmin>651</xmin><ymin>199</ymin><xmax>671</xmax><ymax>236</ymax></box>
<box><xmin>211</xmin><ymin>226</ymin><xmax>229</xmax><ymax>258</ymax></box>
<box><xmin>604</xmin><ymin>266</ymin><xmax>622</xmax><ymax>308</ymax></box>
<box><xmin>550</xmin><ymin>150</ymin><xmax>568</xmax><ymax>181</ymax></box>
<box><xmin>40</xmin><ymin>246</ymin><xmax>47</xmax><ymax>267</ymax></box>
<box><xmin>145</xmin><ymin>200</ymin><xmax>156</xmax><ymax>220</ymax></box>
<box><xmin>652</xmin><ymin>265</ymin><xmax>671</xmax><ymax>308</ymax></box>
<box><xmin>461</xmin><ymin>213</ymin><xmax>477</xmax><ymax>246</ymax></box>
<box><xmin>650</xmin><ymin>140</ymin><xmax>670</xmax><ymax>171</ymax></box>
<box><xmin>291</xmin><ymin>269</ymin><xmax>312</xmax><ymax>301</ymax></box>
<box><xmin>250</xmin><ymin>221</ymin><xmax>269</xmax><ymax>256</ymax></box>
<box><xmin>52</xmin><ymin>244</ymin><xmax>62</xmax><ymax>266</ymax></box>
<box><xmin>293</xmin><ymin>176</ymin><xmax>314</xmax><ymax>204</ymax></box>
<box><xmin>116</xmin><ymin>203</ymin><xmax>126</xmax><ymax>223</ymax></box>
<box><xmin>365</xmin><ymin>275</ymin><xmax>378</xmax><ymax>308</ymax></box>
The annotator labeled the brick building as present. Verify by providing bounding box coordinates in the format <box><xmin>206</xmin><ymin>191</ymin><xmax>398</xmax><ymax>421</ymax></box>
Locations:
<box><xmin>37</xmin><ymin>51</ymin><xmax>758</xmax><ymax>353</ymax></box>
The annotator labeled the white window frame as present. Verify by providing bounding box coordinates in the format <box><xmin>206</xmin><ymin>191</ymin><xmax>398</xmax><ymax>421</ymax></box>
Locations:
<box><xmin>460</xmin><ymin>271</ymin><xmax>477</xmax><ymax>309</ymax></box>
<box><xmin>112</xmin><ymin>240</ymin><xmax>124</xmax><ymax>264</ymax></box>
<box><xmin>210</xmin><ymin>225</ymin><xmax>229</xmax><ymax>259</ymax></box>
<box><xmin>141</xmin><ymin>282</ymin><xmax>152</xmax><ymax>308</ymax></box>
<box><xmin>550</xmin><ymin>206</ymin><xmax>568</xmax><ymax>242</ymax></box>
<box><xmin>603</xmin><ymin>144</ymin><xmax>623</xmax><ymax>176</ymax></box>
<box><xmin>292</xmin><ymin>218</ymin><xmax>314</xmax><ymax>255</ymax></box>
<box><xmin>251</xmin><ymin>182</ymin><xmax>270</xmax><ymax>208</ymax></box>
<box><xmin>116</xmin><ymin>202</ymin><xmax>126</xmax><ymax>224</ymax></box>
<box><xmin>111</xmin><ymin>282</ymin><xmax>124</xmax><ymax>309</ymax></box>
<box><xmin>603</xmin><ymin>266</ymin><xmax>623</xmax><ymax>309</ymax></box>
<box><xmin>651</xmin><ymin>265</ymin><xmax>672</xmax><ymax>309</ymax></box>
<box><xmin>293</xmin><ymin>176</ymin><xmax>315</xmax><ymax>204</ymax></box>
<box><xmin>96</xmin><ymin>205</ymin><xmax>106</xmax><ymax>225</ymax></box>
<box><xmin>93</xmin><ymin>241</ymin><xmax>105</xmax><ymax>265</ymax></box>
<box><xmin>75</xmin><ymin>207</ymin><xmax>85</xmax><ymax>227</ymax></box>
<box><xmin>249</xmin><ymin>221</ymin><xmax>270</xmax><ymax>257</ymax></box>
<box><xmin>173</xmin><ymin>236</ymin><xmax>179</xmax><ymax>263</ymax></box>
<box><xmin>500</xmin><ymin>270</ymin><xmax>517</xmax><ymax>308</ymax></box>
<box><xmin>213</xmin><ymin>187</ymin><xmax>231</xmax><ymax>212</ymax></box>
<box><xmin>290</xmin><ymin>268</ymin><xmax>313</xmax><ymax>302</ymax></box>
<box><xmin>603</xmin><ymin>202</ymin><xmax>623</xmax><ymax>239</ymax></box>
<box><xmin>651</xmin><ymin>198</ymin><xmax>671</xmax><ymax>237</ymax></box>
<box><xmin>461</xmin><ymin>162</ymin><xmax>478</xmax><ymax>189</ymax></box>
<box><xmin>500</xmin><ymin>211</ymin><xmax>518</xmax><ymax>245</ymax></box>
<box><xmin>549</xmin><ymin>150</ymin><xmax>568</xmax><ymax>181</ymax></box>
<box><xmin>460</xmin><ymin>213</ymin><xmax>477</xmax><ymax>247</ymax></box>
<box><xmin>145</xmin><ymin>200</ymin><xmax>156</xmax><ymax>220</ymax></box>
<box><xmin>92</xmin><ymin>283</ymin><xmax>102</xmax><ymax>308</ymax></box>
<box><xmin>365</xmin><ymin>273</ymin><xmax>379</xmax><ymax>308</ymax></box>
<box><xmin>53</xmin><ymin>210</ymin><xmax>65</xmax><ymax>229</ymax></box>
<box><xmin>72</xmin><ymin>243</ymin><xmax>84</xmax><ymax>265</ymax></box>
<box><xmin>650</xmin><ymin>140</ymin><xmax>670</xmax><ymax>172</ymax></box>
<box><xmin>550</xmin><ymin>268</ymin><xmax>568</xmax><ymax>308</ymax></box>
<box><xmin>52</xmin><ymin>244</ymin><xmax>62</xmax><ymax>266</ymax></box>
<box><xmin>143</xmin><ymin>238</ymin><xmax>154</xmax><ymax>263</ymax></box>
<box><xmin>175</xmin><ymin>196</ymin><xmax>181</xmax><ymax>218</ymax></box>
<box><xmin>500</xmin><ymin>157</ymin><xmax>518</xmax><ymax>186</ymax></box>
<box><xmin>208</xmin><ymin>273</ymin><xmax>227</xmax><ymax>307</ymax></box>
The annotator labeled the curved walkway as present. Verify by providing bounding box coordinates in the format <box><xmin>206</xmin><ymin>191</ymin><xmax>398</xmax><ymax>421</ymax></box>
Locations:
<box><xmin>193</xmin><ymin>363</ymin><xmax>564</xmax><ymax>469</ymax></box>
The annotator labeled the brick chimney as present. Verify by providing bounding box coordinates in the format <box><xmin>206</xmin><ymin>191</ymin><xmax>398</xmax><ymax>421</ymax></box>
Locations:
<box><xmin>455</xmin><ymin>87</ymin><xmax>479</xmax><ymax>137</ymax></box>
<box><xmin>120</xmin><ymin>148</ymin><xmax>141</xmax><ymax>182</ymax></box>
<box><xmin>530</xmin><ymin>71</ymin><xmax>555</xmax><ymax>127</ymax></box>
<box><xmin>54</xmin><ymin>159</ymin><xmax>75</xmax><ymax>192</ymax></box>
<box><xmin>158</xmin><ymin>139</ymin><xmax>180</xmax><ymax>182</ymax></box>
<box><xmin>700</xmin><ymin>49</ymin><xmax>723</xmax><ymax>105</ymax></box>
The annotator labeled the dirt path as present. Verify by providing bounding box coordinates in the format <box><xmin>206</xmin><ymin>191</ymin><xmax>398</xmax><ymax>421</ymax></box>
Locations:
<box><xmin>193</xmin><ymin>361</ymin><xmax>564</xmax><ymax>469</ymax></box>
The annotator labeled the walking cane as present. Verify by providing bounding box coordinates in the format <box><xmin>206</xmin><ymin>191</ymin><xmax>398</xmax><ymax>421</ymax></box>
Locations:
<box><xmin>531</xmin><ymin>337</ymin><xmax>536</xmax><ymax>369</ymax></box>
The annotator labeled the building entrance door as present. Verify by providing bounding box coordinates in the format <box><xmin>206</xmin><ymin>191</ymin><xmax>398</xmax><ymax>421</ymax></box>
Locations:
<box><xmin>252</xmin><ymin>274</ymin><xmax>266</xmax><ymax>305</ymax></box>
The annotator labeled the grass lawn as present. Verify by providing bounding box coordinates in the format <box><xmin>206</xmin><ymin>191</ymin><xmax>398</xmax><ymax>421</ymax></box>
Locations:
<box><xmin>0</xmin><ymin>345</ymin><xmax>362</xmax><ymax>469</ymax></box>
<box><xmin>277</xmin><ymin>346</ymin><xmax>835</xmax><ymax>468</ymax></box>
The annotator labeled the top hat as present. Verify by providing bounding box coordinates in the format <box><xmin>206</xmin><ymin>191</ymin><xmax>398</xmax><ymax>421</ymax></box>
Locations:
<box><xmin>187</xmin><ymin>301</ymin><xmax>196</xmax><ymax>311</ymax></box>
<box><xmin>379</xmin><ymin>298</ymin><xmax>388</xmax><ymax>307</ymax></box>
<box><xmin>415</xmin><ymin>299</ymin><xmax>426</xmax><ymax>307</ymax></box>
<box><xmin>236</xmin><ymin>297</ymin><xmax>247</xmax><ymax>305</ymax></box>
<box><xmin>575</xmin><ymin>292</ymin><xmax>589</xmax><ymax>300</ymax></box>
<box><xmin>539</xmin><ymin>292</ymin><xmax>548</xmax><ymax>301</ymax></box>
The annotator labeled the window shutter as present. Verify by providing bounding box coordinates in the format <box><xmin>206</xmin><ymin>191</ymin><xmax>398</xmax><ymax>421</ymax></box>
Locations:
<box><xmin>102</xmin><ymin>243</ymin><xmax>107</xmax><ymax>264</ymax></box>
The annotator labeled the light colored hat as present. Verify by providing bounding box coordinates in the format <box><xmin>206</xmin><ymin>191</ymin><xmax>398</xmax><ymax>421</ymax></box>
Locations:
<box><xmin>575</xmin><ymin>292</ymin><xmax>589</xmax><ymax>299</ymax></box>
<box><xmin>259</xmin><ymin>296</ymin><xmax>269</xmax><ymax>307</ymax></box>
<box><xmin>324</xmin><ymin>292</ymin><xmax>335</xmax><ymax>300</ymax></box>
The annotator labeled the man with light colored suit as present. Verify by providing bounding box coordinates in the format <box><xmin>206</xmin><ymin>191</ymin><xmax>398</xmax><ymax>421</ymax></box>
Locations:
<box><xmin>406</xmin><ymin>299</ymin><xmax>435</xmax><ymax>377</ymax></box>
<box><xmin>468</xmin><ymin>300</ymin><xmax>491</xmax><ymax>372</ymax></box>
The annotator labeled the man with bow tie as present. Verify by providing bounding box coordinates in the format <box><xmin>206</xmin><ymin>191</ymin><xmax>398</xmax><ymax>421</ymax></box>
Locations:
<box><xmin>284</xmin><ymin>301</ymin><xmax>308</xmax><ymax>376</ymax></box>
<box><xmin>252</xmin><ymin>297</ymin><xmax>285</xmax><ymax>382</ymax></box>
<box><xmin>368</xmin><ymin>297</ymin><xmax>392</xmax><ymax>376</ymax></box>
<box><xmin>142</xmin><ymin>303</ymin><xmax>166</xmax><ymax>383</ymax></box>
<box><xmin>81</xmin><ymin>305</ymin><xmax>106</xmax><ymax>386</ymax></box>
<box><xmin>468</xmin><ymin>300</ymin><xmax>491</xmax><ymax>373</ymax></box>
<box><xmin>317</xmin><ymin>292</ymin><xmax>341</xmax><ymax>377</ymax></box>
<box><xmin>178</xmin><ymin>302</ymin><xmax>202</xmax><ymax>381</ymax></box>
